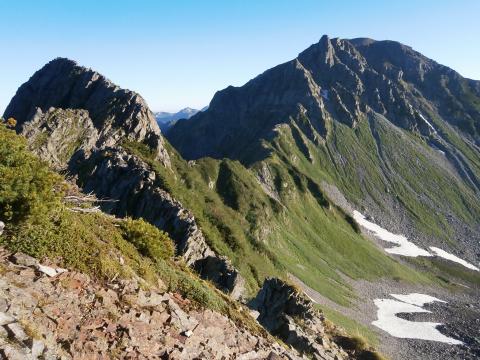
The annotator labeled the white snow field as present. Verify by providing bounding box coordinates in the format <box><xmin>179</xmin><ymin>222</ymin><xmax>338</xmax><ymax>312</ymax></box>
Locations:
<box><xmin>352</xmin><ymin>211</ymin><xmax>432</xmax><ymax>257</ymax></box>
<box><xmin>429</xmin><ymin>247</ymin><xmax>479</xmax><ymax>271</ymax></box>
<box><xmin>372</xmin><ymin>294</ymin><xmax>462</xmax><ymax>344</ymax></box>
<box><xmin>353</xmin><ymin>210</ymin><xmax>479</xmax><ymax>271</ymax></box>
<box><xmin>390</xmin><ymin>293</ymin><xmax>446</xmax><ymax>307</ymax></box>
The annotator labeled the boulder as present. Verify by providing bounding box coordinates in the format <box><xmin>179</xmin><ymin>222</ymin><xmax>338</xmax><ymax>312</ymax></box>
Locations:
<box><xmin>252</xmin><ymin>278</ymin><xmax>346</xmax><ymax>359</ymax></box>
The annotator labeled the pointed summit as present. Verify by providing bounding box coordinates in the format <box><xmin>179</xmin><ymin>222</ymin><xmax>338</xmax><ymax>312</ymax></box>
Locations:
<box><xmin>167</xmin><ymin>36</ymin><xmax>480</xmax><ymax>163</ymax></box>
<box><xmin>4</xmin><ymin>57</ymin><xmax>170</xmax><ymax>165</ymax></box>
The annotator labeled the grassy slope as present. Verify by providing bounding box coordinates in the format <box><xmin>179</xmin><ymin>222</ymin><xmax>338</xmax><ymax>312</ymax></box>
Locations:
<box><xmin>123</xmin><ymin>112</ymin><xmax>479</xmax><ymax>329</ymax></box>
<box><xmin>122</xmin><ymin>141</ymin><xmax>284</xmax><ymax>296</ymax></box>
<box><xmin>124</xmin><ymin>133</ymin><xmax>431</xmax><ymax>306</ymax></box>
<box><xmin>267</xmin><ymin>114</ymin><xmax>480</xmax><ymax>284</ymax></box>
<box><xmin>269</xmin><ymin>115</ymin><xmax>479</xmax><ymax>244</ymax></box>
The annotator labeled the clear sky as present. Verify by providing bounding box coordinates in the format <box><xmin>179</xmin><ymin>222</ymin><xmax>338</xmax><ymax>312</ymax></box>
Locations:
<box><xmin>1</xmin><ymin>0</ymin><xmax>479</xmax><ymax>114</ymax></box>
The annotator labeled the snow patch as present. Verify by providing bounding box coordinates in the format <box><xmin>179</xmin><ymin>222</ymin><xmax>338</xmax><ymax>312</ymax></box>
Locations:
<box><xmin>372</xmin><ymin>294</ymin><xmax>462</xmax><ymax>344</ymax></box>
<box><xmin>390</xmin><ymin>293</ymin><xmax>446</xmax><ymax>307</ymax></box>
<box><xmin>418</xmin><ymin>113</ymin><xmax>437</xmax><ymax>134</ymax></box>
<box><xmin>429</xmin><ymin>247</ymin><xmax>479</xmax><ymax>271</ymax></box>
<box><xmin>352</xmin><ymin>211</ymin><xmax>432</xmax><ymax>257</ymax></box>
<box><xmin>321</xmin><ymin>89</ymin><xmax>329</xmax><ymax>100</ymax></box>
<box><xmin>353</xmin><ymin>211</ymin><xmax>478</xmax><ymax>271</ymax></box>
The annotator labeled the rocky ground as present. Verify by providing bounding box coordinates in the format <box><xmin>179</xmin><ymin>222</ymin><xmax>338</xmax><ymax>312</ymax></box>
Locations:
<box><xmin>0</xmin><ymin>248</ymin><xmax>300</xmax><ymax>359</ymax></box>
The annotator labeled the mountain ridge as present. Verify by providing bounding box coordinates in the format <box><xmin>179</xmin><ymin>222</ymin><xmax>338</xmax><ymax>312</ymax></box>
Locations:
<box><xmin>168</xmin><ymin>35</ymin><xmax>480</xmax><ymax>162</ymax></box>
<box><xmin>154</xmin><ymin>107</ymin><xmax>201</xmax><ymax>132</ymax></box>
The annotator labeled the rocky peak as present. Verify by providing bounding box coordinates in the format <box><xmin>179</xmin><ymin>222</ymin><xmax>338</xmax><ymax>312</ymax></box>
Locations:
<box><xmin>4</xmin><ymin>58</ymin><xmax>170</xmax><ymax>166</ymax></box>
<box><xmin>167</xmin><ymin>35</ymin><xmax>480</xmax><ymax>162</ymax></box>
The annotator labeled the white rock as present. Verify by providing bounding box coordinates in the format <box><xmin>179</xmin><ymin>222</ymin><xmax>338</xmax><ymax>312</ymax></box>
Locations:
<box><xmin>183</xmin><ymin>329</ymin><xmax>193</xmax><ymax>337</ymax></box>
<box><xmin>31</xmin><ymin>339</ymin><xmax>45</xmax><ymax>358</ymax></box>
<box><xmin>55</xmin><ymin>267</ymin><xmax>68</xmax><ymax>274</ymax></box>
<box><xmin>249</xmin><ymin>310</ymin><xmax>260</xmax><ymax>320</ymax></box>
<box><xmin>37</xmin><ymin>264</ymin><xmax>59</xmax><ymax>277</ymax></box>
<box><xmin>6</xmin><ymin>322</ymin><xmax>29</xmax><ymax>342</ymax></box>
<box><xmin>0</xmin><ymin>220</ymin><xmax>4</xmax><ymax>235</ymax></box>
<box><xmin>0</xmin><ymin>311</ymin><xmax>15</xmax><ymax>326</ymax></box>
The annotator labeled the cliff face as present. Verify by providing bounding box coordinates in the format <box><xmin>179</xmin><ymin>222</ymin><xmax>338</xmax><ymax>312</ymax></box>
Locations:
<box><xmin>4</xmin><ymin>58</ymin><xmax>170</xmax><ymax>167</ymax></box>
<box><xmin>74</xmin><ymin>147</ymin><xmax>245</xmax><ymax>298</ymax></box>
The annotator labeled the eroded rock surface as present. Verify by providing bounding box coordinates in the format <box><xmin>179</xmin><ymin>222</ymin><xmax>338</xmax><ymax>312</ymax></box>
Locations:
<box><xmin>0</xmin><ymin>248</ymin><xmax>296</xmax><ymax>359</ymax></box>
<box><xmin>21</xmin><ymin>107</ymin><xmax>99</xmax><ymax>170</ymax></box>
<box><xmin>4</xmin><ymin>57</ymin><xmax>170</xmax><ymax>167</ymax></box>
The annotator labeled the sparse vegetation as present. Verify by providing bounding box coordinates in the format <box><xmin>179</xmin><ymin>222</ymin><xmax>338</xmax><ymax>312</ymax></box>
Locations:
<box><xmin>120</xmin><ymin>218</ymin><xmax>175</xmax><ymax>261</ymax></box>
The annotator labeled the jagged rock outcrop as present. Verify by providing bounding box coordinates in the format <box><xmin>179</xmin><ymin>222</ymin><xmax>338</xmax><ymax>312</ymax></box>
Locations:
<box><xmin>251</xmin><ymin>278</ymin><xmax>351</xmax><ymax>360</ymax></box>
<box><xmin>0</xmin><ymin>248</ymin><xmax>296</xmax><ymax>359</ymax></box>
<box><xmin>168</xmin><ymin>35</ymin><xmax>480</xmax><ymax>163</ymax></box>
<box><xmin>74</xmin><ymin>147</ymin><xmax>245</xmax><ymax>298</ymax></box>
<box><xmin>4</xmin><ymin>57</ymin><xmax>170</xmax><ymax>167</ymax></box>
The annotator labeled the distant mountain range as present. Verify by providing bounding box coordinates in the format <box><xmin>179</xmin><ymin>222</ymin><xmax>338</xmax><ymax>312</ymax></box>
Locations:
<box><xmin>154</xmin><ymin>107</ymin><xmax>206</xmax><ymax>132</ymax></box>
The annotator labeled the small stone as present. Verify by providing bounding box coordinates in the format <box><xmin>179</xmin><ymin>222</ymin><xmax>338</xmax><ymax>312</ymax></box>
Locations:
<box><xmin>55</xmin><ymin>267</ymin><xmax>68</xmax><ymax>275</ymax></box>
<box><xmin>11</xmin><ymin>253</ymin><xmax>38</xmax><ymax>267</ymax></box>
<box><xmin>37</xmin><ymin>264</ymin><xmax>58</xmax><ymax>277</ymax></box>
<box><xmin>0</xmin><ymin>325</ymin><xmax>9</xmax><ymax>338</ymax></box>
<box><xmin>0</xmin><ymin>344</ymin><xmax>29</xmax><ymax>360</ymax></box>
<box><xmin>0</xmin><ymin>221</ymin><xmax>4</xmax><ymax>235</ymax></box>
<box><xmin>0</xmin><ymin>312</ymin><xmax>15</xmax><ymax>326</ymax></box>
<box><xmin>267</xmin><ymin>352</ymin><xmax>283</xmax><ymax>360</ymax></box>
<box><xmin>0</xmin><ymin>298</ymin><xmax>9</xmax><ymax>313</ymax></box>
<box><xmin>168</xmin><ymin>299</ymin><xmax>198</xmax><ymax>332</ymax></box>
<box><xmin>183</xmin><ymin>330</ymin><xmax>193</xmax><ymax>338</ymax></box>
<box><xmin>6</xmin><ymin>322</ymin><xmax>29</xmax><ymax>343</ymax></box>
<box><xmin>249</xmin><ymin>310</ymin><xmax>260</xmax><ymax>320</ymax></box>
<box><xmin>31</xmin><ymin>339</ymin><xmax>45</xmax><ymax>358</ymax></box>
<box><xmin>137</xmin><ymin>290</ymin><xmax>168</xmax><ymax>309</ymax></box>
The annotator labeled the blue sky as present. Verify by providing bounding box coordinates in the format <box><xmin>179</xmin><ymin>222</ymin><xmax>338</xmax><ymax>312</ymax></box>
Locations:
<box><xmin>1</xmin><ymin>0</ymin><xmax>479</xmax><ymax>113</ymax></box>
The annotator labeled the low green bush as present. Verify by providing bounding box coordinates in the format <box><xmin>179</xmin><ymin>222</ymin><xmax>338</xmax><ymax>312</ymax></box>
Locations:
<box><xmin>120</xmin><ymin>218</ymin><xmax>175</xmax><ymax>261</ymax></box>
